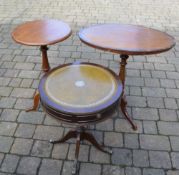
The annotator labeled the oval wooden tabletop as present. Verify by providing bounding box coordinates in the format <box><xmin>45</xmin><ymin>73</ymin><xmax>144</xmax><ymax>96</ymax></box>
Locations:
<box><xmin>39</xmin><ymin>62</ymin><xmax>122</xmax><ymax>115</ymax></box>
<box><xmin>79</xmin><ymin>24</ymin><xmax>175</xmax><ymax>55</ymax></box>
<box><xmin>12</xmin><ymin>19</ymin><xmax>72</xmax><ymax>46</ymax></box>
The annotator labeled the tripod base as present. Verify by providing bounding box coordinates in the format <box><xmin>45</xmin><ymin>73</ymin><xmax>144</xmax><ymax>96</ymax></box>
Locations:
<box><xmin>50</xmin><ymin>127</ymin><xmax>112</xmax><ymax>174</ymax></box>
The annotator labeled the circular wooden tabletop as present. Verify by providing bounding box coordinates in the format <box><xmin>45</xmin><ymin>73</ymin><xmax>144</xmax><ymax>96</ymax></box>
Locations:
<box><xmin>79</xmin><ymin>24</ymin><xmax>175</xmax><ymax>55</ymax></box>
<box><xmin>12</xmin><ymin>19</ymin><xmax>72</xmax><ymax>46</ymax></box>
<box><xmin>39</xmin><ymin>62</ymin><xmax>122</xmax><ymax>114</ymax></box>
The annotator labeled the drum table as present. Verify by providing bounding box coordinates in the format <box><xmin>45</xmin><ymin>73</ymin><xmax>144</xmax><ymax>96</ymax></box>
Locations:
<box><xmin>38</xmin><ymin>62</ymin><xmax>122</xmax><ymax>174</ymax></box>
<box><xmin>79</xmin><ymin>24</ymin><xmax>175</xmax><ymax>130</ymax></box>
<box><xmin>12</xmin><ymin>19</ymin><xmax>72</xmax><ymax>111</ymax></box>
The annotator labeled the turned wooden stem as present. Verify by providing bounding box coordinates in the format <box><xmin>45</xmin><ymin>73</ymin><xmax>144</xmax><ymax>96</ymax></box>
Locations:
<box><xmin>119</xmin><ymin>54</ymin><xmax>129</xmax><ymax>93</ymax></box>
<box><xmin>40</xmin><ymin>45</ymin><xmax>50</xmax><ymax>72</ymax></box>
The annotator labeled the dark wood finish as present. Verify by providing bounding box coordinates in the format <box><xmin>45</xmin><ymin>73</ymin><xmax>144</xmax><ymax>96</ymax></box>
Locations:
<box><xmin>119</xmin><ymin>55</ymin><xmax>137</xmax><ymax>130</ymax></box>
<box><xmin>12</xmin><ymin>19</ymin><xmax>72</xmax><ymax>111</ymax></box>
<box><xmin>79</xmin><ymin>24</ymin><xmax>175</xmax><ymax>130</ymax></box>
<box><xmin>39</xmin><ymin>63</ymin><xmax>121</xmax><ymax>174</ymax></box>
<box><xmin>26</xmin><ymin>91</ymin><xmax>40</xmax><ymax>112</ymax></box>
<box><xmin>50</xmin><ymin>127</ymin><xmax>112</xmax><ymax>174</ymax></box>
<box><xmin>39</xmin><ymin>62</ymin><xmax>122</xmax><ymax>116</ymax></box>
<box><xmin>12</xmin><ymin>19</ymin><xmax>72</xmax><ymax>46</ymax></box>
<box><xmin>79</xmin><ymin>24</ymin><xmax>175</xmax><ymax>55</ymax></box>
<box><xmin>40</xmin><ymin>45</ymin><xmax>50</xmax><ymax>72</ymax></box>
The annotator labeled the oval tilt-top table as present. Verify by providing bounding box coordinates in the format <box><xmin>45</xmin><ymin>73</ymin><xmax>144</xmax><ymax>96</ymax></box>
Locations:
<box><xmin>12</xmin><ymin>19</ymin><xmax>72</xmax><ymax>111</ymax></box>
<box><xmin>79</xmin><ymin>24</ymin><xmax>175</xmax><ymax>130</ymax></box>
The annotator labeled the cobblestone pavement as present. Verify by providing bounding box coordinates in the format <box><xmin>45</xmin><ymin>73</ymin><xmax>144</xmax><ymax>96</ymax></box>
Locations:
<box><xmin>0</xmin><ymin>0</ymin><xmax>179</xmax><ymax>174</ymax></box>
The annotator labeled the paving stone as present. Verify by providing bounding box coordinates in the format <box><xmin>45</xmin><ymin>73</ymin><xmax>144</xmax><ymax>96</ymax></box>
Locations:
<box><xmin>160</xmin><ymin>79</ymin><xmax>176</xmax><ymax>88</ymax></box>
<box><xmin>103</xmin><ymin>165</ymin><xmax>125</xmax><ymax>175</ymax></box>
<box><xmin>129</xmin><ymin>87</ymin><xmax>141</xmax><ymax>96</ymax></box>
<box><xmin>142</xmin><ymin>87</ymin><xmax>166</xmax><ymax>97</ymax></box>
<box><xmin>125</xmin><ymin>167</ymin><xmax>141</xmax><ymax>175</ymax></box>
<box><xmin>0</xmin><ymin>77</ymin><xmax>11</xmax><ymax>86</ymax></box>
<box><xmin>20</xmin><ymin>79</ymin><xmax>33</xmax><ymax>88</ymax></box>
<box><xmin>0</xmin><ymin>122</ymin><xmax>17</xmax><ymax>136</ymax></box>
<box><xmin>151</xmin><ymin>71</ymin><xmax>166</xmax><ymax>78</ymax></box>
<box><xmin>158</xmin><ymin>121</ymin><xmax>179</xmax><ymax>136</ymax></box>
<box><xmin>115</xmin><ymin>118</ymin><xmax>143</xmax><ymax>133</ymax></box>
<box><xmin>171</xmin><ymin>152</ymin><xmax>179</xmax><ymax>169</ymax></box>
<box><xmin>14</xmin><ymin>124</ymin><xmax>36</xmax><ymax>138</ymax></box>
<box><xmin>14</xmin><ymin>62</ymin><xmax>35</xmax><ymax>70</ymax></box>
<box><xmin>11</xmin><ymin>87</ymin><xmax>35</xmax><ymax>98</ymax></box>
<box><xmin>112</xmin><ymin>148</ymin><xmax>132</xmax><ymax>166</ymax></box>
<box><xmin>9</xmin><ymin>78</ymin><xmax>22</xmax><ymax>87</ymax></box>
<box><xmin>22</xmin><ymin>49</ymin><xmax>40</xmax><ymax>56</ymax></box>
<box><xmin>126</xmin><ymin>77</ymin><xmax>144</xmax><ymax>86</ymax></box>
<box><xmin>96</xmin><ymin>118</ymin><xmax>113</xmax><ymax>131</ymax></box>
<box><xmin>31</xmin><ymin>140</ymin><xmax>52</xmax><ymax>157</ymax></box>
<box><xmin>4</xmin><ymin>70</ymin><xmax>19</xmax><ymax>78</ymax></box>
<box><xmin>14</xmin><ymin>98</ymin><xmax>33</xmax><ymax>110</ymax></box>
<box><xmin>90</xmin><ymin>147</ymin><xmax>110</xmax><ymax>164</ymax></box>
<box><xmin>0</xmin><ymin>87</ymin><xmax>12</xmax><ymax>97</ymax></box>
<box><xmin>39</xmin><ymin>159</ymin><xmax>62</xmax><ymax>175</ymax></box>
<box><xmin>167</xmin><ymin>170</ymin><xmax>179</xmax><ymax>175</ymax></box>
<box><xmin>127</xmin><ymin>62</ymin><xmax>143</xmax><ymax>69</ymax></box>
<box><xmin>0</xmin><ymin>136</ymin><xmax>14</xmax><ymax>153</ymax></box>
<box><xmin>80</xmin><ymin>163</ymin><xmax>101</xmax><ymax>175</ymax></box>
<box><xmin>17</xmin><ymin>157</ymin><xmax>41</xmax><ymax>175</ymax></box>
<box><xmin>68</xmin><ymin>144</ymin><xmax>89</xmax><ymax>162</ymax></box>
<box><xmin>33</xmin><ymin>125</ymin><xmax>64</xmax><ymax>141</ymax></box>
<box><xmin>0</xmin><ymin>153</ymin><xmax>4</xmax><ymax>166</ymax></box>
<box><xmin>126</xmin><ymin>96</ymin><xmax>147</xmax><ymax>107</ymax></box>
<box><xmin>141</xmin><ymin>70</ymin><xmax>151</xmax><ymax>78</ymax></box>
<box><xmin>61</xmin><ymin>161</ymin><xmax>73</xmax><ymax>175</ymax></box>
<box><xmin>126</xmin><ymin>69</ymin><xmax>140</xmax><ymax>77</ymax></box>
<box><xmin>133</xmin><ymin>150</ymin><xmax>149</xmax><ymax>167</ymax></box>
<box><xmin>170</xmin><ymin>136</ymin><xmax>179</xmax><ymax>151</ymax></box>
<box><xmin>147</xmin><ymin>97</ymin><xmax>164</xmax><ymax>108</ymax></box>
<box><xmin>11</xmin><ymin>138</ymin><xmax>33</xmax><ymax>155</ymax></box>
<box><xmin>43</xmin><ymin>115</ymin><xmax>62</xmax><ymax>126</ymax></box>
<box><xmin>154</xmin><ymin>63</ymin><xmax>175</xmax><ymax>71</ymax></box>
<box><xmin>166</xmin><ymin>88</ymin><xmax>179</xmax><ymax>98</ymax></box>
<box><xmin>143</xmin><ymin>121</ymin><xmax>158</xmax><ymax>134</ymax></box>
<box><xmin>18</xmin><ymin>70</ymin><xmax>40</xmax><ymax>79</ymax></box>
<box><xmin>144</xmin><ymin>63</ymin><xmax>154</xmax><ymax>70</ymax></box>
<box><xmin>0</xmin><ymin>97</ymin><xmax>16</xmax><ymax>109</ymax></box>
<box><xmin>132</xmin><ymin>108</ymin><xmax>159</xmax><ymax>120</ymax></box>
<box><xmin>0</xmin><ymin>109</ymin><xmax>19</xmax><ymax>121</ymax></box>
<box><xmin>0</xmin><ymin>154</ymin><xmax>19</xmax><ymax>173</ymax></box>
<box><xmin>104</xmin><ymin>131</ymin><xmax>123</xmax><ymax>147</ymax></box>
<box><xmin>140</xmin><ymin>134</ymin><xmax>170</xmax><ymax>151</ymax></box>
<box><xmin>159</xmin><ymin>109</ymin><xmax>178</xmax><ymax>121</ymax></box>
<box><xmin>52</xmin><ymin>143</ymin><xmax>69</xmax><ymax>159</ymax></box>
<box><xmin>147</xmin><ymin>56</ymin><xmax>167</xmax><ymax>63</ymax></box>
<box><xmin>143</xmin><ymin>168</ymin><xmax>165</xmax><ymax>175</ymax></box>
<box><xmin>145</xmin><ymin>78</ymin><xmax>160</xmax><ymax>87</ymax></box>
<box><xmin>164</xmin><ymin>98</ymin><xmax>178</xmax><ymax>109</ymax></box>
<box><xmin>149</xmin><ymin>151</ymin><xmax>171</xmax><ymax>169</ymax></box>
<box><xmin>2</xmin><ymin>61</ymin><xmax>15</xmax><ymax>69</ymax></box>
<box><xmin>124</xmin><ymin>133</ymin><xmax>139</xmax><ymax>149</ymax></box>
<box><xmin>167</xmin><ymin>72</ymin><xmax>179</xmax><ymax>80</ymax></box>
<box><xmin>18</xmin><ymin>111</ymin><xmax>44</xmax><ymax>124</ymax></box>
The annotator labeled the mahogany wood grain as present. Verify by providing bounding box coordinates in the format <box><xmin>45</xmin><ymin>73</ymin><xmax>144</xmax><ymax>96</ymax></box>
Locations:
<box><xmin>12</xmin><ymin>19</ymin><xmax>72</xmax><ymax>46</ymax></box>
<box><xmin>79</xmin><ymin>24</ymin><xmax>175</xmax><ymax>55</ymax></box>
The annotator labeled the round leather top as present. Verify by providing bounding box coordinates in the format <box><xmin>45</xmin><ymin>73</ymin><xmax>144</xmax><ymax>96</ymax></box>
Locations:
<box><xmin>79</xmin><ymin>24</ymin><xmax>175</xmax><ymax>55</ymax></box>
<box><xmin>39</xmin><ymin>62</ymin><xmax>122</xmax><ymax>115</ymax></box>
<box><xmin>12</xmin><ymin>19</ymin><xmax>72</xmax><ymax>46</ymax></box>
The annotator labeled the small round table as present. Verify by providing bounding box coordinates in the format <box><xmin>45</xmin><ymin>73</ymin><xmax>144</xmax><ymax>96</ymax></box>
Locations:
<box><xmin>12</xmin><ymin>19</ymin><xmax>72</xmax><ymax>111</ymax></box>
<box><xmin>12</xmin><ymin>19</ymin><xmax>72</xmax><ymax>72</ymax></box>
<box><xmin>79</xmin><ymin>24</ymin><xmax>175</xmax><ymax>130</ymax></box>
<box><xmin>39</xmin><ymin>62</ymin><xmax>122</xmax><ymax>174</ymax></box>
